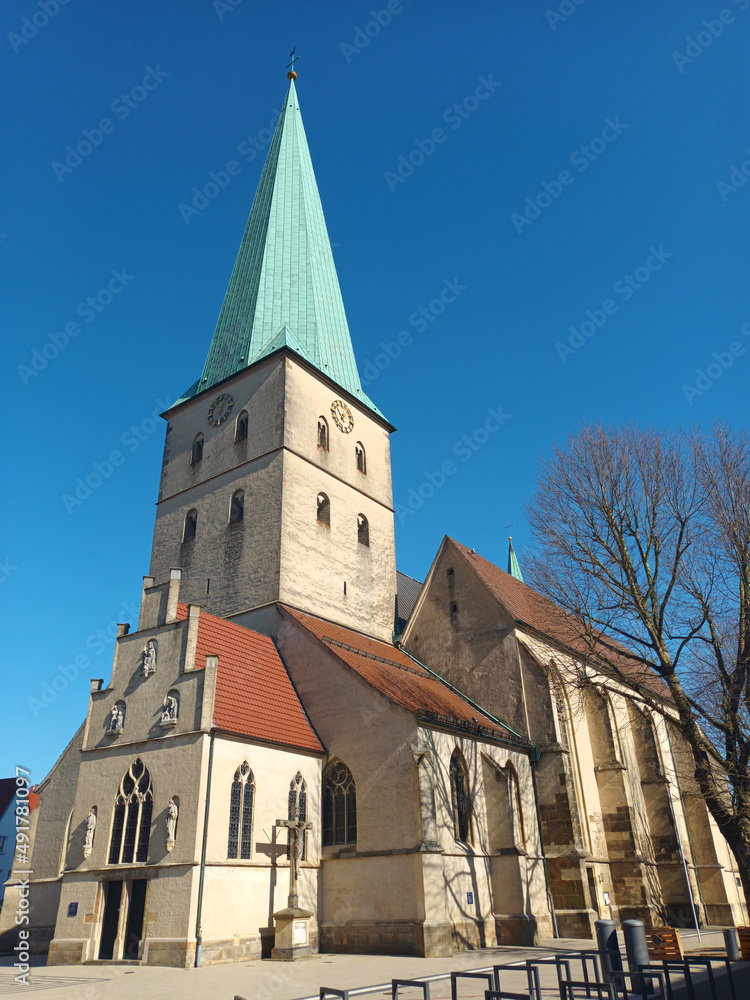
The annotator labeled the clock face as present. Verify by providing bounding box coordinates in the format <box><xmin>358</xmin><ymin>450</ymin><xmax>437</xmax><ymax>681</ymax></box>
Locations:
<box><xmin>208</xmin><ymin>393</ymin><xmax>234</xmax><ymax>426</ymax></box>
<box><xmin>331</xmin><ymin>399</ymin><xmax>354</xmax><ymax>434</ymax></box>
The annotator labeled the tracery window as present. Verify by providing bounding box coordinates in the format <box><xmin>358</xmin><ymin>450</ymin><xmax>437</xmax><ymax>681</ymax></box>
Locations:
<box><xmin>191</xmin><ymin>433</ymin><xmax>204</xmax><ymax>465</ymax></box>
<box><xmin>287</xmin><ymin>771</ymin><xmax>308</xmax><ymax>861</ymax></box>
<box><xmin>450</xmin><ymin>750</ymin><xmax>472</xmax><ymax>843</ymax></box>
<box><xmin>227</xmin><ymin>762</ymin><xmax>254</xmax><ymax>860</ymax></box>
<box><xmin>355</xmin><ymin>442</ymin><xmax>366</xmax><ymax>474</ymax></box>
<box><xmin>317</xmin><ymin>492</ymin><xmax>330</xmax><ymax>527</ymax></box>
<box><xmin>322</xmin><ymin>760</ymin><xmax>356</xmax><ymax>847</ymax></box>
<box><xmin>357</xmin><ymin>514</ymin><xmax>369</xmax><ymax>546</ymax></box>
<box><xmin>108</xmin><ymin>759</ymin><xmax>153</xmax><ymax>865</ymax></box>
<box><xmin>235</xmin><ymin>410</ymin><xmax>249</xmax><ymax>443</ymax></box>
<box><xmin>317</xmin><ymin>417</ymin><xmax>329</xmax><ymax>451</ymax></box>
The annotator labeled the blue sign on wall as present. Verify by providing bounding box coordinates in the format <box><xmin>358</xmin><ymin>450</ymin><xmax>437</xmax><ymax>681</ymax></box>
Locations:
<box><xmin>467</xmin><ymin>892</ymin><xmax>474</xmax><ymax>904</ymax></box>
<box><xmin>67</xmin><ymin>902</ymin><xmax>78</xmax><ymax>917</ymax></box>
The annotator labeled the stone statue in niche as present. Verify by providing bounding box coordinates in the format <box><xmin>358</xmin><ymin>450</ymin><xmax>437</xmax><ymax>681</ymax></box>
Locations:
<box><xmin>83</xmin><ymin>807</ymin><xmax>97</xmax><ymax>858</ymax></box>
<box><xmin>142</xmin><ymin>640</ymin><xmax>157</xmax><ymax>677</ymax></box>
<box><xmin>160</xmin><ymin>693</ymin><xmax>178</xmax><ymax>726</ymax></box>
<box><xmin>166</xmin><ymin>798</ymin><xmax>178</xmax><ymax>850</ymax></box>
<box><xmin>107</xmin><ymin>702</ymin><xmax>124</xmax><ymax>735</ymax></box>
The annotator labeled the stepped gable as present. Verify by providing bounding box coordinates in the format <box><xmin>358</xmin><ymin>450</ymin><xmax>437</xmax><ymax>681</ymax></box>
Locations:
<box><xmin>281</xmin><ymin>605</ymin><xmax>531</xmax><ymax>750</ymax></box>
<box><xmin>450</xmin><ymin>538</ymin><xmax>671</xmax><ymax>699</ymax></box>
<box><xmin>175</xmin><ymin>604</ymin><xmax>323</xmax><ymax>752</ymax></box>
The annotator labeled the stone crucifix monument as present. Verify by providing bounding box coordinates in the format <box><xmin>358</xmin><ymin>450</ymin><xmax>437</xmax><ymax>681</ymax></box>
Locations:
<box><xmin>271</xmin><ymin>804</ymin><xmax>313</xmax><ymax>960</ymax></box>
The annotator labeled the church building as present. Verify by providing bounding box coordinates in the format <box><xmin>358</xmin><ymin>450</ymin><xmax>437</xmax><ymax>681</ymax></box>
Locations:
<box><xmin>1</xmin><ymin>72</ymin><xmax>744</xmax><ymax>967</ymax></box>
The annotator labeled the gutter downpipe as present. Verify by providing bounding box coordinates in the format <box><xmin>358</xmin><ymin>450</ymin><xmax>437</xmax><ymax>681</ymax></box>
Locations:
<box><xmin>530</xmin><ymin>751</ymin><xmax>559</xmax><ymax>938</ymax></box>
<box><xmin>195</xmin><ymin>729</ymin><xmax>216</xmax><ymax>967</ymax></box>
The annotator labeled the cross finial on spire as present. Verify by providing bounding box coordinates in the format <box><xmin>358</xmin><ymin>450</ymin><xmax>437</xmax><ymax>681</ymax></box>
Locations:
<box><xmin>287</xmin><ymin>48</ymin><xmax>299</xmax><ymax>80</ymax></box>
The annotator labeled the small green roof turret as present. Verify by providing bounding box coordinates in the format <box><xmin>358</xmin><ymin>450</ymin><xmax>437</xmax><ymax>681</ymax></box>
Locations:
<box><xmin>176</xmin><ymin>75</ymin><xmax>381</xmax><ymax>416</ymax></box>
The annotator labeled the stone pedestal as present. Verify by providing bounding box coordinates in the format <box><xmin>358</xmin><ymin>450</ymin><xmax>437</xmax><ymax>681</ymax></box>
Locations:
<box><xmin>271</xmin><ymin>906</ymin><xmax>314</xmax><ymax>961</ymax></box>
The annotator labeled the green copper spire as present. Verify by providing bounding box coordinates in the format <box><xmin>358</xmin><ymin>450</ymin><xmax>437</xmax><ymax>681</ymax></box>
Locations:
<box><xmin>507</xmin><ymin>537</ymin><xmax>524</xmax><ymax>582</ymax></box>
<box><xmin>180</xmin><ymin>77</ymin><xmax>381</xmax><ymax>416</ymax></box>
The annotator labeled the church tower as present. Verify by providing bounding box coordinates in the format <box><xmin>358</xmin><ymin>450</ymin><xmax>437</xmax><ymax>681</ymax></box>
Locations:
<box><xmin>149</xmin><ymin>75</ymin><xmax>397</xmax><ymax>641</ymax></box>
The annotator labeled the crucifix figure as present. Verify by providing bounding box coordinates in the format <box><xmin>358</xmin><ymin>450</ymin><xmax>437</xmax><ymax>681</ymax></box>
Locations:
<box><xmin>275</xmin><ymin>803</ymin><xmax>312</xmax><ymax>909</ymax></box>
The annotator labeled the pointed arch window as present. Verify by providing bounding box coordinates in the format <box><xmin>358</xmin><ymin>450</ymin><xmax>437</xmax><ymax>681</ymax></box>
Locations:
<box><xmin>450</xmin><ymin>750</ymin><xmax>472</xmax><ymax>844</ymax></box>
<box><xmin>355</xmin><ymin>442</ymin><xmax>366</xmax><ymax>474</ymax></box>
<box><xmin>227</xmin><ymin>762</ymin><xmax>254</xmax><ymax>860</ymax></box>
<box><xmin>317</xmin><ymin>417</ymin><xmax>329</xmax><ymax>451</ymax></box>
<box><xmin>229</xmin><ymin>489</ymin><xmax>244</xmax><ymax>524</ymax></box>
<box><xmin>191</xmin><ymin>433</ymin><xmax>204</xmax><ymax>466</ymax></box>
<box><xmin>108</xmin><ymin>759</ymin><xmax>153</xmax><ymax>865</ymax></box>
<box><xmin>183</xmin><ymin>509</ymin><xmax>197</xmax><ymax>543</ymax></box>
<box><xmin>235</xmin><ymin>410</ymin><xmax>249</xmax><ymax>443</ymax></box>
<box><xmin>357</xmin><ymin>514</ymin><xmax>369</xmax><ymax>546</ymax></box>
<box><xmin>287</xmin><ymin>771</ymin><xmax>308</xmax><ymax>861</ymax></box>
<box><xmin>317</xmin><ymin>492</ymin><xmax>330</xmax><ymax>527</ymax></box>
<box><xmin>322</xmin><ymin>760</ymin><xmax>356</xmax><ymax>847</ymax></box>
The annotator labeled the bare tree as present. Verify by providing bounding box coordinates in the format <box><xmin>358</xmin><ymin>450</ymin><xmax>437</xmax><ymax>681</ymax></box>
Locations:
<box><xmin>525</xmin><ymin>422</ymin><xmax>750</xmax><ymax>901</ymax></box>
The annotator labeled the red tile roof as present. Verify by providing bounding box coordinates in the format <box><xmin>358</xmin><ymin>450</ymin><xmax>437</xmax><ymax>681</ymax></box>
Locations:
<box><xmin>176</xmin><ymin>605</ymin><xmax>324</xmax><ymax>753</ymax></box>
<box><xmin>0</xmin><ymin>779</ymin><xmax>38</xmax><ymax>822</ymax></box>
<box><xmin>449</xmin><ymin>539</ymin><xmax>670</xmax><ymax>699</ymax></box>
<box><xmin>281</xmin><ymin>606</ymin><xmax>531</xmax><ymax>749</ymax></box>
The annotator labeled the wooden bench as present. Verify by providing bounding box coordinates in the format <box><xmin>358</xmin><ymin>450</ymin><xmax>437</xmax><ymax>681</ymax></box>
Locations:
<box><xmin>736</xmin><ymin>925</ymin><xmax>750</xmax><ymax>960</ymax></box>
<box><xmin>646</xmin><ymin>926</ymin><xmax>684</xmax><ymax>961</ymax></box>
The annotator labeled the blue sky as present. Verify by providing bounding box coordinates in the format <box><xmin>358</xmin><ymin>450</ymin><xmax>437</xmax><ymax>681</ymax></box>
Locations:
<box><xmin>3</xmin><ymin>0</ymin><xmax>749</xmax><ymax>780</ymax></box>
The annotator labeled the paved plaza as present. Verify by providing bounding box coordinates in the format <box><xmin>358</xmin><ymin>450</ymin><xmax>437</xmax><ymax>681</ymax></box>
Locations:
<box><xmin>1</xmin><ymin>930</ymin><xmax>746</xmax><ymax>999</ymax></box>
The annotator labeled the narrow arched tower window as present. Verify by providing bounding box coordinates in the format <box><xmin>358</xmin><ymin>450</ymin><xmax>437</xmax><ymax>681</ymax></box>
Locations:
<box><xmin>357</xmin><ymin>514</ymin><xmax>369</xmax><ymax>546</ymax></box>
<box><xmin>355</xmin><ymin>442</ymin><xmax>366</xmax><ymax>474</ymax></box>
<box><xmin>450</xmin><ymin>750</ymin><xmax>472</xmax><ymax>843</ymax></box>
<box><xmin>235</xmin><ymin>410</ymin><xmax>249</xmax><ymax>443</ymax></box>
<box><xmin>322</xmin><ymin>760</ymin><xmax>356</xmax><ymax>847</ymax></box>
<box><xmin>227</xmin><ymin>762</ymin><xmax>254</xmax><ymax>860</ymax></box>
<box><xmin>183</xmin><ymin>509</ymin><xmax>197</xmax><ymax>543</ymax></box>
<box><xmin>317</xmin><ymin>492</ymin><xmax>330</xmax><ymax>527</ymax></box>
<box><xmin>317</xmin><ymin>417</ymin><xmax>329</xmax><ymax>451</ymax></box>
<box><xmin>191</xmin><ymin>433</ymin><xmax>204</xmax><ymax>465</ymax></box>
<box><xmin>229</xmin><ymin>489</ymin><xmax>244</xmax><ymax>524</ymax></box>
<box><xmin>108</xmin><ymin>759</ymin><xmax>153</xmax><ymax>865</ymax></box>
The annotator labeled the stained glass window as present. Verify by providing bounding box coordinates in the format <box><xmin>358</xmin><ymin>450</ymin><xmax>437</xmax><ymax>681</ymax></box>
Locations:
<box><xmin>227</xmin><ymin>762</ymin><xmax>254</xmax><ymax>860</ymax></box>
<box><xmin>450</xmin><ymin>750</ymin><xmax>472</xmax><ymax>843</ymax></box>
<box><xmin>108</xmin><ymin>759</ymin><xmax>153</xmax><ymax>865</ymax></box>
<box><xmin>322</xmin><ymin>761</ymin><xmax>356</xmax><ymax>847</ymax></box>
